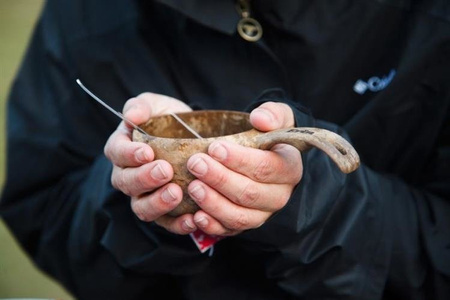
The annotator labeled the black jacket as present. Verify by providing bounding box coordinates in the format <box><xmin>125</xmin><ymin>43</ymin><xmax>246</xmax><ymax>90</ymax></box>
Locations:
<box><xmin>1</xmin><ymin>0</ymin><xmax>450</xmax><ymax>299</ymax></box>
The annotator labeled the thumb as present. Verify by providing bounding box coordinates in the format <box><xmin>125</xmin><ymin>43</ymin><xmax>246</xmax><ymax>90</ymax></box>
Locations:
<box><xmin>122</xmin><ymin>92</ymin><xmax>192</xmax><ymax>126</ymax></box>
<box><xmin>250</xmin><ymin>102</ymin><xmax>295</xmax><ymax>131</ymax></box>
<box><xmin>122</xmin><ymin>96</ymin><xmax>152</xmax><ymax>126</ymax></box>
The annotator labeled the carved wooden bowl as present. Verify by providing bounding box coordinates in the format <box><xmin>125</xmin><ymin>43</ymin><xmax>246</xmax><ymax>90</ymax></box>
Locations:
<box><xmin>133</xmin><ymin>110</ymin><xmax>360</xmax><ymax>216</ymax></box>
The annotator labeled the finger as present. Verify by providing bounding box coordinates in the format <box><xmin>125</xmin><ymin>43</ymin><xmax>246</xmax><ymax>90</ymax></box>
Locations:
<box><xmin>123</xmin><ymin>93</ymin><xmax>193</xmax><ymax>126</ymax></box>
<box><xmin>250</xmin><ymin>101</ymin><xmax>295</xmax><ymax>131</ymax></box>
<box><xmin>154</xmin><ymin>214</ymin><xmax>198</xmax><ymax>235</ymax></box>
<box><xmin>187</xmin><ymin>153</ymin><xmax>294</xmax><ymax>211</ymax></box>
<box><xmin>208</xmin><ymin>141</ymin><xmax>303</xmax><ymax>184</ymax></box>
<box><xmin>192</xmin><ymin>210</ymin><xmax>239</xmax><ymax>236</ymax></box>
<box><xmin>111</xmin><ymin>160</ymin><xmax>173</xmax><ymax>197</ymax></box>
<box><xmin>122</xmin><ymin>97</ymin><xmax>152</xmax><ymax>128</ymax></box>
<box><xmin>188</xmin><ymin>180</ymin><xmax>272</xmax><ymax>233</ymax></box>
<box><xmin>104</xmin><ymin>127</ymin><xmax>154</xmax><ymax>168</ymax></box>
<box><xmin>109</xmin><ymin>93</ymin><xmax>192</xmax><ymax>166</ymax></box>
<box><xmin>131</xmin><ymin>183</ymin><xmax>183</xmax><ymax>222</ymax></box>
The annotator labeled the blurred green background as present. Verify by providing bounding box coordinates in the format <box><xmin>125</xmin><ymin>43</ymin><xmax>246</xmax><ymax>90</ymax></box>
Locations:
<box><xmin>0</xmin><ymin>1</ymin><xmax>74</xmax><ymax>298</ymax></box>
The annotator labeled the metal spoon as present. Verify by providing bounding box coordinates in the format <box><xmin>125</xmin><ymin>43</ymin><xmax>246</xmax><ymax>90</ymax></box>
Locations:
<box><xmin>76</xmin><ymin>79</ymin><xmax>154</xmax><ymax>139</ymax></box>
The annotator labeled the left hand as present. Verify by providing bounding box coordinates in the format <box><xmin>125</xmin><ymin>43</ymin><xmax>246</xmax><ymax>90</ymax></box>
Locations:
<box><xmin>183</xmin><ymin>102</ymin><xmax>303</xmax><ymax>236</ymax></box>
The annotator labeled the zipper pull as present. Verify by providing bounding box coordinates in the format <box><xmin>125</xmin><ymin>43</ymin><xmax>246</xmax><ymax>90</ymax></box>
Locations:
<box><xmin>236</xmin><ymin>0</ymin><xmax>263</xmax><ymax>42</ymax></box>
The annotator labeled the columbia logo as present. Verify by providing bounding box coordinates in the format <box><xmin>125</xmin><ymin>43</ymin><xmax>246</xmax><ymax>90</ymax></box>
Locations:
<box><xmin>353</xmin><ymin>69</ymin><xmax>396</xmax><ymax>95</ymax></box>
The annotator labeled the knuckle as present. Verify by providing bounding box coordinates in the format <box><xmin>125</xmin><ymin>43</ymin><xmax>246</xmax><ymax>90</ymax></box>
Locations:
<box><xmin>122</xmin><ymin>144</ymin><xmax>138</xmax><ymax>163</ymax></box>
<box><xmin>119</xmin><ymin>171</ymin><xmax>131</xmax><ymax>195</ymax></box>
<box><xmin>105</xmin><ymin>141</ymin><xmax>134</xmax><ymax>167</ymax></box>
<box><xmin>112</xmin><ymin>169</ymin><xmax>131</xmax><ymax>196</ymax></box>
<box><xmin>210</xmin><ymin>170</ymin><xmax>228</xmax><ymax>188</ymax></box>
<box><xmin>134</xmin><ymin>168</ymin><xmax>150</xmax><ymax>190</ymax></box>
<box><xmin>252</xmin><ymin>159</ymin><xmax>272</xmax><ymax>182</ymax></box>
<box><xmin>237</xmin><ymin>182</ymin><xmax>260</xmax><ymax>207</ymax></box>
<box><xmin>228</xmin><ymin>213</ymin><xmax>250</xmax><ymax>230</ymax></box>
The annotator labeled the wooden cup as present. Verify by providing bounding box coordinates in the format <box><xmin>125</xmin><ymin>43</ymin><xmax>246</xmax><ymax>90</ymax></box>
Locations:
<box><xmin>133</xmin><ymin>110</ymin><xmax>360</xmax><ymax>216</ymax></box>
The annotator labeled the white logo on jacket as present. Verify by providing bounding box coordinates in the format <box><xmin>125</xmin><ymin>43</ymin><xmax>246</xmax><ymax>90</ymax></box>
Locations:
<box><xmin>353</xmin><ymin>69</ymin><xmax>396</xmax><ymax>95</ymax></box>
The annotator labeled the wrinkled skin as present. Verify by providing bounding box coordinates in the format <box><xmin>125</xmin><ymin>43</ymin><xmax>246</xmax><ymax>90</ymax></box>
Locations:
<box><xmin>104</xmin><ymin>92</ymin><xmax>303</xmax><ymax>236</ymax></box>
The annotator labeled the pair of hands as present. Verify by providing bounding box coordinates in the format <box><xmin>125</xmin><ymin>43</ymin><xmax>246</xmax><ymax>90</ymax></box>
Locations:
<box><xmin>104</xmin><ymin>93</ymin><xmax>303</xmax><ymax>237</ymax></box>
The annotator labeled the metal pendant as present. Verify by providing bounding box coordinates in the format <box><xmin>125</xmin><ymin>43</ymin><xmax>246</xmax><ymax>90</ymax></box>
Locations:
<box><xmin>237</xmin><ymin>17</ymin><xmax>263</xmax><ymax>42</ymax></box>
<box><xmin>236</xmin><ymin>0</ymin><xmax>263</xmax><ymax>42</ymax></box>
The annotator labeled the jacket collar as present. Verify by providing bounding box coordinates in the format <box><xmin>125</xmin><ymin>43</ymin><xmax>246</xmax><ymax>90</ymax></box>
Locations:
<box><xmin>154</xmin><ymin>0</ymin><xmax>239</xmax><ymax>35</ymax></box>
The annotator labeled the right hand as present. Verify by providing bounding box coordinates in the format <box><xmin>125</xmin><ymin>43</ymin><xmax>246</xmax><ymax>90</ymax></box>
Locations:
<box><xmin>104</xmin><ymin>92</ymin><xmax>198</xmax><ymax>234</ymax></box>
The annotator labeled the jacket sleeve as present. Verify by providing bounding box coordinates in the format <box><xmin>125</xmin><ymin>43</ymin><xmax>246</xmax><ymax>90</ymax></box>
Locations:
<box><xmin>0</xmin><ymin>2</ymin><xmax>207</xmax><ymax>299</ymax></box>
<box><xmin>240</xmin><ymin>92</ymin><xmax>450</xmax><ymax>299</ymax></box>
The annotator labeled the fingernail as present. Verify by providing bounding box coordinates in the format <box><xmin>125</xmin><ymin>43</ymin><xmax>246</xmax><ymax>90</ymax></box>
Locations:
<box><xmin>210</xmin><ymin>142</ymin><xmax>227</xmax><ymax>161</ymax></box>
<box><xmin>151</xmin><ymin>164</ymin><xmax>168</xmax><ymax>180</ymax></box>
<box><xmin>195</xmin><ymin>217</ymin><xmax>209</xmax><ymax>228</ymax></box>
<box><xmin>189</xmin><ymin>184</ymin><xmax>205</xmax><ymax>201</ymax></box>
<box><xmin>182</xmin><ymin>219</ymin><xmax>196</xmax><ymax>231</ymax></box>
<box><xmin>189</xmin><ymin>157</ymin><xmax>208</xmax><ymax>176</ymax></box>
<box><xmin>135</xmin><ymin>148</ymin><xmax>149</xmax><ymax>163</ymax></box>
<box><xmin>161</xmin><ymin>187</ymin><xmax>176</xmax><ymax>203</ymax></box>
